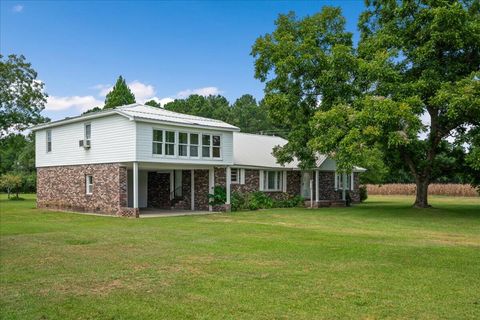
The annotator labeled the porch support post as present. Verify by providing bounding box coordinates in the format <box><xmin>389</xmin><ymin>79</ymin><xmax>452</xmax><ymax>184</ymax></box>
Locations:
<box><xmin>226</xmin><ymin>166</ymin><xmax>231</xmax><ymax>205</ymax></box>
<box><xmin>342</xmin><ymin>173</ymin><xmax>347</xmax><ymax>201</ymax></box>
<box><xmin>208</xmin><ymin>168</ymin><xmax>214</xmax><ymax>211</ymax></box>
<box><xmin>309</xmin><ymin>178</ymin><xmax>313</xmax><ymax>208</ymax></box>
<box><xmin>191</xmin><ymin>169</ymin><xmax>195</xmax><ymax>211</ymax></box>
<box><xmin>133</xmin><ymin>161</ymin><xmax>139</xmax><ymax>209</ymax></box>
<box><xmin>170</xmin><ymin>170</ymin><xmax>174</xmax><ymax>200</ymax></box>
<box><xmin>315</xmin><ymin>170</ymin><xmax>319</xmax><ymax>203</ymax></box>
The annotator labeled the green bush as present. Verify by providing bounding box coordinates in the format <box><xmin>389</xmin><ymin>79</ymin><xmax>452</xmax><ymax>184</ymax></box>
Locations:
<box><xmin>359</xmin><ymin>185</ymin><xmax>368</xmax><ymax>202</ymax></box>
<box><xmin>231</xmin><ymin>191</ymin><xmax>304</xmax><ymax>211</ymax></box>
<box><xmin>208</xmin><ymin>186</ymin><xmax>226</xmax><ymax>206</ymax></box>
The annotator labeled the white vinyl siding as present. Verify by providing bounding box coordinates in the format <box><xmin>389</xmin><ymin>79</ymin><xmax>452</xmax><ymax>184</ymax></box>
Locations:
<box><xmin>35</xmin><ymin>114</ymin><xmax>136</xmax><ymax>167</ymax></box>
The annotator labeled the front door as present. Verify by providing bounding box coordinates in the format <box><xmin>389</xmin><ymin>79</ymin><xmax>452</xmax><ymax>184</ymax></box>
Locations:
<box><xmin>301</xmin><ymin>171</ymin><xmax>312</xmax><ymax>199</ymax></box>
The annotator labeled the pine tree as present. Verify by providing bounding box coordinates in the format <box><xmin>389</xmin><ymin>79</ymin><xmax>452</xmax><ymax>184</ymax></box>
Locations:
<box><xmin>104</xmin><ymin>76</ymin><xmax>136</xmax><ymax>109</ymax></box>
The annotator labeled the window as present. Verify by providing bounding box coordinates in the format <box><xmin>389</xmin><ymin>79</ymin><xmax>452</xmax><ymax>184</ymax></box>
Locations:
<box><xmin>264</xmin><ymin>171</ymin><xmax>283</xmax><ymax>191</ymax></box>
<box><xmin>84</xmin><ymin>123</ymin><xmax>91</xmax><ymax>141</ymax></box>
<box><xmin>152</xmin><ymin>130</ymin><xmax>163</xmax><ymax>155</ymax></box>
<box><xmin>335</xmin><ymin>173</ymin><xmax>353</xmax><ymax>190</ymax></box>
<box><xmin>231</xmin><ymin>168</ymin><xmax>239</xmax><ymax>184</ymax></box>
<box><xmin>212</xmin><ymin>135</ymin><xmax>221</xmax><ymax>158</ymax></box>
<box><xmin>178</xmin><ymin>132</ymin><xmax>188</xmax><ymax>157</ymax></box>
<box><xmin>202</xmin><ymin>134</ymin><xmax>211</xmax><ymax>157</ymax></box>
<box><xmin>165</xmin><ymin>131</ymin><xmax>175</xmax><ymax>156</ymax></box>
<box><xmin>190</xmin><ymin>133</ymin><xmax>199</xmax><ymax>157</ymax></box>
<box><xmin>46</xmin><ymin>130</ymin><xmax>52</xmax><ymax>152</ymax></box>
<box><xmin>85</xmin><ymin>175</ymin><xmax>93</xmax><ymax>195</ymax></box>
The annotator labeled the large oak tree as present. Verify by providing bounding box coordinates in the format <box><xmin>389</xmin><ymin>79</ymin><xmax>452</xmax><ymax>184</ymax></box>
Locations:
<box><xmin>252</xmin><ymin>1</ymin><xmax>480</xmax><ymax>208</ymax></box>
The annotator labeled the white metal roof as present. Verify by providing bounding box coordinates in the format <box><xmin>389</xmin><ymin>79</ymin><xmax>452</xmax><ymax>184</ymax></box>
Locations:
<box><xmin>117</xmin><ymin>104</ymin><xmax>239</xmax><ymax>130</ymax></box>
<box><xmin>232</xmin><ymin>132</ymin><xmax>367</xmax><ymax>171</ymax></box>
<box><xmin>232</xmin><ymin>133</ymin><xmax>329</xmax><ymax>169</ymax></box>
<box><xmin>31</xmin><ymin>103</ymin><xmax>239</xmax><ymax>131</ymax></box>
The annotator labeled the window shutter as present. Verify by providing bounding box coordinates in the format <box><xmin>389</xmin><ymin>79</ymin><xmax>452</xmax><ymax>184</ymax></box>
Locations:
<box><xmin>259</xmin><ymin>170</ymin><xmax>264</xmax><ymax>191</ymax></box>
<box><xmin>282</xmin><ymin>171</ymin><xmax>287</xmax><ymax>192</ymax></box>
<box><xmin>334</xmin><ymin>172</ymin><xmax>338</xmax><ymax>190</ymax></box>
<box><xmin>240</xmin><ymin>169</ymin><xmax>245</xmax><ymax>185</ymax></box>
<box><xmin>350</xmin><ymin>173</ymin><xmax>354</xmax><ymax>191</ymax></box>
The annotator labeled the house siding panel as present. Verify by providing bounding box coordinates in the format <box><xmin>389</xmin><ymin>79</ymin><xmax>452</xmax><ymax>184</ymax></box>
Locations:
<box><xmin>35</xmin><ymin>115</ymin><xmax>136</xmax><ymax>167</ymax></box>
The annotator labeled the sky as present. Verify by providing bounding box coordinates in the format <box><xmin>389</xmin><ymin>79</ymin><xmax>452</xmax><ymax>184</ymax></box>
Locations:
<box><xmin>1</xmin><ymin>0</ymin><xmax>365</xmax><ymax>121</ymax></box>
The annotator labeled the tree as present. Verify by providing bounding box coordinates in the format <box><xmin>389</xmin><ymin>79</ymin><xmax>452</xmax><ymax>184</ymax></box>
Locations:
<box><xmin>0</xmin><ymin>54</ymin><xmax>48</xmax><ymax>136</ymax></box>
<box><xmin>164</xmin><ymin>95</ymin><xmax>231</xmax><ymax>122</ymax></box>
<box><xmin>230</xmin><ymin>95</ymin><xmax>275</xmax><ymax>134</ymax></box>
<box><xmin>0</xmin><ymin>173</ymin><xmax>22</xmax><ymax>199</ymax></box>
<box><xmin>252</xmin><ymin>8</ymin><xmax>358</xmax><ymax>169</ymax></box>
<box><xmin>252</xmin><ymin>2</ymin><xmax>480</xmax><ymax>208</ymax></box>
<box><xmin>145</xmin><ymin>100</ymin><xmax>161</xmax><ymax>108</ymax></box>
<box><xmin>82</xmin><ymin>106</ymin><xmax>103</xmax><ymax>115</ymax></box>
<box><xmin>104</xmin><ymin>76</ymin><xmax>135</xmax><ymax>109</ymax></box>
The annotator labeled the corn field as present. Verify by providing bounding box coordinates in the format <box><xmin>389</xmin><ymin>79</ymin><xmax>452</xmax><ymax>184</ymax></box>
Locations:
<box><xmin>366</xmin><ymin>184</ymin><xmax>479</xmax><ymax>197</ymax></box>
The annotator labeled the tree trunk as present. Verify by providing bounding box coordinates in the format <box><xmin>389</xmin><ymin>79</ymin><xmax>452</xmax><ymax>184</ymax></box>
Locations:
<box><xmin>414</xmin><ymin>179</ymin><xmax>431</xmax><ymax>208</ymax></box>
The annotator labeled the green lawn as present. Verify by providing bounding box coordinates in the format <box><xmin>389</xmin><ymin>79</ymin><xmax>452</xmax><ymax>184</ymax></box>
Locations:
<box><xmin>1</xmin><ymin>195</ymin><xmax>479</xmax><ymax>319</ymax></box>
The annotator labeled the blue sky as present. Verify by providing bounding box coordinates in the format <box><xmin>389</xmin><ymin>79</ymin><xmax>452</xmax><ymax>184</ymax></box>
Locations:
<box><xmin>1</xmin><ymin>0</ymin><xmax>365</xmax><ymax>120</ymax></box>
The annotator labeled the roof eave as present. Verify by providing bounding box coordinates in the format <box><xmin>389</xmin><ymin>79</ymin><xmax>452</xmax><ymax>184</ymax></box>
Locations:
<box><xmin>30</xmin><ymin>109</ymin><xmax>124</xmax><ymax>131</ymax></box>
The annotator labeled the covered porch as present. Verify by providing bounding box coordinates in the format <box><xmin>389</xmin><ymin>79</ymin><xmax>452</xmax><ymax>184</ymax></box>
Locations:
<box><xmin>123</xmin><ymin>162</ymin><xmax>233</xmax><ymax>214</ymax></box>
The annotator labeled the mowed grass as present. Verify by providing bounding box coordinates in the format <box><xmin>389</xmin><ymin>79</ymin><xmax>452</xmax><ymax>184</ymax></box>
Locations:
<box><xmin>1</xmin><ymin>195</ymin><xmax>479</xmax><ymax>319</ymax></box>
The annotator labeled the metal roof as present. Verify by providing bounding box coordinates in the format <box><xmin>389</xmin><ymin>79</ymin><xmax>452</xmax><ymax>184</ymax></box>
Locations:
<box><xmin>31</xmin><ymin>103</ymin><xmax>239</xmax><ymax>131</ymax></box>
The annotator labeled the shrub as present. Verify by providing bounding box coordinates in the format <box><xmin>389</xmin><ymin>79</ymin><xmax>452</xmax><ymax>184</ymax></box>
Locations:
<box><xmin>231</xmin><ymin>191</ymin><xmax>304</xmax><ymax>211</ymax></box>
<box><xmin>208</xmin><ymin>186</ymin><xmax>226</xmax><ymax>206</ymax></box>
<box><xmin>0</xmin><ymin>173</ymin><xmax>22</xmax><ymax>199</ymax></box>
<box><xmin>249</xmin><ymin>191</ymin><xmax>274</xmax><ymax>210</ymax></box>
<box><xmin>231</xmin><ymin>191</ymin><xmax>247</xmax><ymax>211</ymax></box>
<box><xmin>359</xmin><ymin>185</ymin><xmax>368</xmax><ymax>202</ymax></box>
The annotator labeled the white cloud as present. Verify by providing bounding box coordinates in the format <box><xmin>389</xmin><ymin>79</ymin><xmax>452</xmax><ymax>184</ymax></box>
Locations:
<box><xmin>46</xmin><ymin>95</ymin><xmax>103</xmax><ymax>112</ymax></box>
<box><xmin>12</xmin><ymin>5</ymin><xmax>23</xmax><ymax>12</ymax></box>
<box><xmin>177</xmin><ymin>86</ymin><xmax>222</xmax><ymax>98</ymax></box>
<box><xmin>129</xmin><ymin>80</ymin><xmax>156</xmax><ymax>102</ymax></box>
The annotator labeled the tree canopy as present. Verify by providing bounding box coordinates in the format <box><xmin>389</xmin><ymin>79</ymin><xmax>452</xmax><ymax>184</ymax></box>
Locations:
<box><xmin>0</xmin><ymin>54</ymin><xmax>48</xmax><ymax>136</ymax></box>
<box><xmin>252</xmin><ymin>1</ymin><xmax>480</xmax><ymax>207</ymax></box>
<box><xmin>104</xmin><ymin>76</ymin><xmax>136</xmax><ymax>109</ymax></box>
<box><xmin>164</xmin><ymin>94</ymin><xmax>276</xmax><ymax>134</ymax></box>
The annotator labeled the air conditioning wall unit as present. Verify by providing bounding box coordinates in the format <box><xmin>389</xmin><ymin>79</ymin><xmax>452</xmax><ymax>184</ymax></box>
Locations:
<box><xmin>79</xmin><ymin>139</ymin><xmax>91</xmax><ymax>149</ymax></box>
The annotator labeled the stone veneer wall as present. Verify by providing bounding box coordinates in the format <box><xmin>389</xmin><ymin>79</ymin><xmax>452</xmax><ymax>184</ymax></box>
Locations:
<box><xmin>37</xmin><ymin>163</ymin><xmax>138</xmax><ymax>217</ymax></box>
<box><xmin>316</xmin><ymin>171</ymin><xmax>361</xmax><ymax>203</ymax></box>
<box><xmin>194</xmin><ymin>169</ymin><xmax>209</xmax><ymax>211</ymax></box>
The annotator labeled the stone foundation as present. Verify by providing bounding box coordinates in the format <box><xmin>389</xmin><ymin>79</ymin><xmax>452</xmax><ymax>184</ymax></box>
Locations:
<box><xmin>37</xmin><ymin>163</ymin><xmax>139</xmax><ymax>218</ymax></box>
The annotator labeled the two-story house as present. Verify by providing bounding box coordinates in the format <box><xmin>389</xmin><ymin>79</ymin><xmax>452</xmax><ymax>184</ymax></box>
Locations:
<box><xmin>32</xmin><ymin>103</ymin><xmax>364</xmax><ymax>217</ymax></box>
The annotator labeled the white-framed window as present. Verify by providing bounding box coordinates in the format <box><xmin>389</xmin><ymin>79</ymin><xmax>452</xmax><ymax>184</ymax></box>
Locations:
<box><xmin>263</xmin><ymin>171</ymin><xmax>283</xmax><ymax>191</ymax></box>
<box><xmin>231</xmin><ymin>168</ymin><xmax>239</xmax><ymax>184</ymax></box>
<box><xmin>46</xmin><ymin>130</ymin><xmax>52</xmax><ymax>152</ymax></box>
<box><xmin>202</xmin><ymin>134</ymin><xmax>211</xmax><ymax>157</ymax></box>
<box><xmin>335</xmin><ymin>172</ymin><xmax>354</xmax><ymax>191</ymax></box>
<box><xmin>165</xmin><ymin>131</ymin><xmax>175</xmax><ymax>156</ymax></box>
<box><xmin>85</xmin><ymin>175</ymin><xmax>93</xmax><ymax>195</ymax></box>
<box><xmin>178</xmin><ymin>132</ymin><xmax>188</xmax><ymax>157</ymax></box>
<box><xmin>152</xmin><ymin>129</ymin><xmax>163</xmax><ymax>155</ymax></box>
<box><xmin>151</xmin><ymin>129</ymin><xmax>221</xmax><ymax>160</ymax></box>
<box><xmin>212</xmin><ymin>135</ymin><xmax>221</xmax><ymax>158</ymax></box>
<box><xmin>190</xmin><ymin>133</ymin><xmax>199</xmax><ymax>157</ymax></box>
<box><xmin>84</xmin><ymin>123</ymin><xmax>91</xmax><ymax>141</ymax></box>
